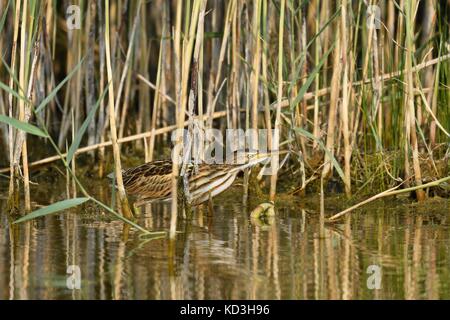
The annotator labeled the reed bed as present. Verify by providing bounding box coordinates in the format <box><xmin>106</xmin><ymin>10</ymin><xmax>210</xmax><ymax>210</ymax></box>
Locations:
<box><xmin>0</xmin><ymin>1</ymin><xmax>449</xmax><ymax>229</ymax></box>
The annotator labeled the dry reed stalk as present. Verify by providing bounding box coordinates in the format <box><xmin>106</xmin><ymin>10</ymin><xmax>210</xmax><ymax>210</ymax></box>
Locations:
<box><xmin>0</xmin><ymin>92</ymin><xmax>6</xmax><ymax>148</ymax></box>
<box><xmin>429</xmin><ymin>64</ymin><xmax>440</xmax><ymax>148</ymax></box>
<box><xmin>341</xmin><ymin>0</ymin><xmax>351</xmax><ymax>196</ymax></box>
<box><xmin>319</xmin><ymin>0</ymin><xmax>330</xmax><ymax>85</ymax></box>
<box><xmin>312</xmin><ymin>0</ymin><xmax>321</xmax><ymax>148</ymax></box>
<box><xmin>170</xmin><ymin>0</ymin><xmax>185</xmax><ymax>239</ymax></box>
<box><xmin>70</xmin><ymin>110</ymin><xmax>77</xmax><ymax>197</ymax></box>
<box><xmin>230</xmin><ymin>1</ymin><xmax>240</xmax><ymax>130</ymax></box>
<box><xmin>365</xmin><ymin>0</ymin><xmax>383</xmax><ymax>146</ymax></box>
<box><xmin>45</xmin><ymin>0</ymin><xmax>54</xmax><ymax>58</ymax></box>
<box><xmin>421</xmin><ymin>0</ymin><xmax>437</xmax><ymax>147</ymax></box>
<box><xmin>191</xmin><ymin>0</ymin><xmax>207</xmax><ymax>163</ymax></box>
<box><xmin>135</xmin><ymin>74</ymin><xmax>176</xmax><ymax>105</ymax></box>
<box><xmin>395</xmin><ymin>0</ymin><xmax>405</xmax><ymax>67</ymax></box>
<box><xmin>116</xmin><ymin>0</ymin><xmax>141</xmax><ymax>125</ymax></box>
<box><xmin>243</xmin><ymin>3</ymin><xmax>251</xmax><ymax>174</ymax></box>
<box><xmin>85</xmin><ymin>1</ymin><xmax>97</xmax><ymax>148</ymax></box>
<box><xmin>15</xmin><ymin>0</ymin><xmax>29</xmax><ymax>211</ymax></box>
<box><xmin>319</xmin><ymin>176</ymin><xmax>325</xmax><ymax>238</ymax></box>
<box><xmin>20</xmin><ymin>30</ymin><xmax>41</xmax><ymax>212</ymax></box>
<box><xmin>374</xmin><ymin>30</ymin><xmax>383</xmax><ymax>144</ymax></box>
<box><xmin>97</xmin><ymin>0</ymin><xmax>107</xmax><ymax>178</ymax></box>
<box><xmin>176</xmin><ymin>0</ymin><xmax>202</xmax><ymax>199</ymax></box>
<box><xmin>118</xmin><ymin>68</ymin><xmax>132</xmax><ymax>140</ymax></box>
<box><xmin>135</xmin><ymin>3</ymin><xmax>150</xmax><ymax>141</ymax></box>
<box><xmin>386</xmin><ymin>0</ymin><xmax>395</xmax><ymax>49</ymax></box>
<box><xmin>297</xmin><ymin>8</ymin><xmax>308</xmax><ymax>156</ymax></box>
<box><xmin>147</xmin><ymin>23</ymin><xmax>165</xmax><ymax>162</ymax></box>
<box><xmin>347</xmin><ymin>4</ymin><xmax>366</xmax><ymax>152</ymax></box>
<box><xmin>250</xmin><ymin>0</ymin><xmax>261</xmax><ymax>150</ymax></box>
<box><xmin>7</xmin><ymin>0</ymin><xmax>22</xmax><ymax>210</ymax></box>
<box><xmin>321</xmin><ymin>26</ymin><xmax>341</xmax><ymax>180</ymax></box>
<box><xmin>65</xmin><ymin>141</ymin><xmax>71</xmax><ymax>198</ymax></box>
<box><xmin>58</xmin><ymin>4</ymin><xmax>78</xmax><ymax>150</ymax></box>
<box><xmin>261</xmin><ymin>0</ymin><xmax>272</xmax><ymax>151</ymax></box>
<box><xmin>328</xmin><ymin>175</ymin><xmax>450</xmax><ymax>221</ymax></box>
<box><xmin>362</xmin><ymin>0</ymin><xmax>375</xmax><ymax>82</ymax></box>
<box><xmin>206</xmin><ymin>0</ymin><xmax>236</xmax><ymax>129</ymax></box>
<box><xmin>105</xmin><ymin>0</ymin><xmax>133</xmax><ymax>219</ymax></box>
<box><xmin>405</xmin><ymin>0</ymin><xmax>426</xmax><ymax>201</ymax></box>
<box><xmin>74</xmin><ymin>20</ymin><xmax>83</xmax><ymax>151</ymax></box>
<box><xmin>269</xmin><ymin>0</ymin><xmax>285</xmax><ymax>201</ymax></box>
<box><xmin>159</xmin><ymin>1</ymin><xmax>171</xmax><ymax>145</ymax></box>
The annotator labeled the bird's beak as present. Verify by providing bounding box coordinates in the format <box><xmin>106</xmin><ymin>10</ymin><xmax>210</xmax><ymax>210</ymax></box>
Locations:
<box><xmin>248</xmin><ymin>150</ymin><xmax>288</xmax><ymax>166</ymax></box>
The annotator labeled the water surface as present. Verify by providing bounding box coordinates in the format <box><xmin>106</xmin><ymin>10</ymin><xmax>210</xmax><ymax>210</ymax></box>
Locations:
<box><xmin>0</xmin><ymin>177</ymin><xmax>449</xmax><ymax>300</ymax></box>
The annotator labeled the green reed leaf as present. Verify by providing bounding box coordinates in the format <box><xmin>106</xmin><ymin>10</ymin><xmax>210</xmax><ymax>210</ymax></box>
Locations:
<box><xmin>0</xmin><ymin>115</ymin><xmax>48</xmax><ymax>138</ymax></box>
<box><xmin>35</xmin><ymin>57</ymin><xmax>85</xmax><ymax>113</ymax></box>
<box><xmin>13</xmin><ymin>197</ymin><xmax>90</xmax><ymax>224</ymax></box>
<box><xmin>67</xmin><ymin>85</ymin><xmax>109</xmax><ymax>165</ymax></box>
<box><xmin>0</xmin><ymin>80</ymin><xmax>29</xmax><ymax>104</ymax></box>
<box><xmin>290</xmin><ymin>42</ymin><xmax>335</xmax><ymax>111</ymax></box>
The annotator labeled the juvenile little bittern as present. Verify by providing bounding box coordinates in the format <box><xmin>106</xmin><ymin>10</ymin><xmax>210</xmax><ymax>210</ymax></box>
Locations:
<box><xmin>109</xmin><ymin>150</ymin><xmax>276</xmax><ymax>206</ymax></box>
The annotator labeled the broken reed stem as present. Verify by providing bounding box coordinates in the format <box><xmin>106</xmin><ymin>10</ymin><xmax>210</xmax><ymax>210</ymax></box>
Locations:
<box><xmin>328</xmin><ymin>176</ymin><xmax>450</xmax><ymax>221</ymax></box>
<box><xmin>104</xmin><ymin>0</ymin><xmax>133</xmax><ymax>219</ymax></box>
<box><xmin>136</xmin><ymin>73</ymin><xmax>176</xmax><ymax>105</ymax></box>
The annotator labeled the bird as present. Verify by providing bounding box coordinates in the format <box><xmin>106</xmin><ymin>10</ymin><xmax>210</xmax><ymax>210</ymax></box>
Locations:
<box><xmin>108</xmin><ymin>150</ymin><xmax>278</xmax><ymax>206</ymax></box>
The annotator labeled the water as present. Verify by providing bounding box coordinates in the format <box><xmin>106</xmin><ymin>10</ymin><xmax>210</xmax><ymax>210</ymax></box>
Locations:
<box><xmin>0</xmin><ymin>176</ymin><xmax>449</xmax><ymax>300</ymax></box>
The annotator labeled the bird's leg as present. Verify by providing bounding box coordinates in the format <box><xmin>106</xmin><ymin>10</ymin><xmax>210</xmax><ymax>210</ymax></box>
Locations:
<box><xmin>183</xmin><ymin>174</ymin><xmax>194</xmax><ymax>219</ymax></box>
<box><xmin>177</xmin><ymin>175</ymin><xmax>193</xmax><ymax>219</ymax></box>
<box><xmin>183</xmin><ymin>173</ymin><xmax>191</xmax><ymax>202</ymax></box>
<box><xmin>248</xmin><ymin>165</ymin><xmax>264</xmax><ymax>200</ymax></box>
<box><xmin>242</xmin><ymin>169</ymin><xmax>250</xmax><ymax>206</ymax></box>
<box><xmin>183</xmin><ymin>200</ymin><xmax>193</xmax><ymax>220</ymax></box>
<box><xmin>132</xmin><ymin>202</ymin><xmax>141</xmax><ymax>217</ymax></box>
<box><xmin>176</xmin><ymin>176</ymin><xmax>186</xmax><ymax>218</ymax></box>
<box><xmin>207</xmin><ymin>192</ymin><xmax>214</xmax><ymax>216</ymax></box>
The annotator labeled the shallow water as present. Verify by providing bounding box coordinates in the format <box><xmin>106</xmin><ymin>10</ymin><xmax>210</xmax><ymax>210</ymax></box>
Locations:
<box><xmin>0</xmin><ymin>176</ymin><xmax>449</xmax><ymax>300</ymax></box>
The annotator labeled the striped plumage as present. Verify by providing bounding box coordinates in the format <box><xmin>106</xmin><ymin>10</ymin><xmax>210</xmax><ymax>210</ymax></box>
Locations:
<box><xmin>113</xmin><ymin>151</ymin><xmax>273</xmax><ymax>206</ymax></box>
